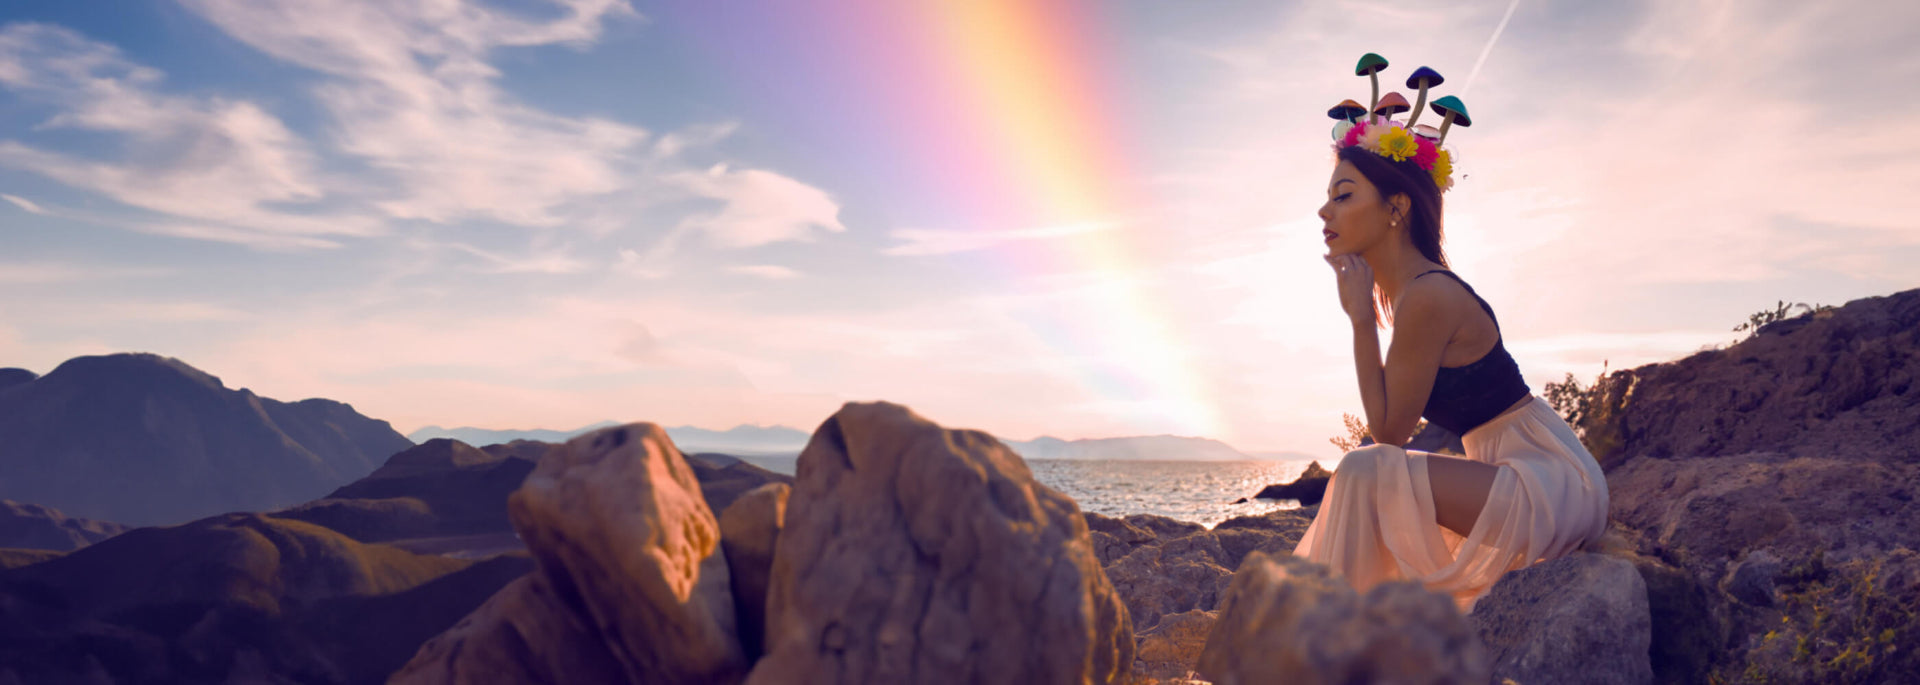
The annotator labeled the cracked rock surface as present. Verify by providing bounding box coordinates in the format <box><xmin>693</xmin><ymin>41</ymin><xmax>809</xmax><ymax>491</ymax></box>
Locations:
<box><xmin>746</xmin><ymin>401</ymin><xmax>1134</xmax><ymax>685</ymax></box>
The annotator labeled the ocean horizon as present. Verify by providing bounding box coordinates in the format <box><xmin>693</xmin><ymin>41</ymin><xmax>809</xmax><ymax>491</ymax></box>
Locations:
<box><xmin>740</xmin><ymin>456</ymin><xmax>1314</xmax><ymax>529</ymax></box>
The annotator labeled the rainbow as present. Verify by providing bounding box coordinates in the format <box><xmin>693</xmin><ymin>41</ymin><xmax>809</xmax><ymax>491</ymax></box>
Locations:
<box><xmin>659</xmin><ymin>1</ymin><xmax>1224</xmax><ymax>437</ymax></box>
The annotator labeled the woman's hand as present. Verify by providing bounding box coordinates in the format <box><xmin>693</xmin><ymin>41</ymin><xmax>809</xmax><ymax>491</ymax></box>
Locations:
<box><xmin>1325</xmin><ymin>253</ymin><xmax>1375</xmax><ymax>322</ymax></box>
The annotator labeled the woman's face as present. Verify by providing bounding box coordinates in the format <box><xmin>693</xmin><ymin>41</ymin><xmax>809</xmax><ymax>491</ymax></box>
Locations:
<box><xmin>1318</xmin><ymin>160</ymin><xmax>1397</xmax><ymax>257</ymax></box>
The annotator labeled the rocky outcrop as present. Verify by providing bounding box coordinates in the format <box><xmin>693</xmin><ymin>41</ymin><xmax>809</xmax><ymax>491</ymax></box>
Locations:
<box><xmin>0</xmin><ymin>513</ymin><xmax>515</xmax><ymax>684</ymax></box>
<box><xmin>393</xmin><ymin>423</ymin><xmax>748</xmax><ymax>685</ymax></box>
<box><xmin>1469</xmin><ymin>552</ymin><xmax>1653</xmax><ymax>685</ymax></box>
<box><xmin>0</xmin><ymin>500</ymin><xmax>127</xmax><ymax>551</ymax></box>
<box><xmin>1135</xmin><ymin>609</ymin><xmax>1216</xmax><ymax>681</ymax></box>
<box><xmin>1197</xmin><ymin>551</ymin><xmax>1489</xmax><ymax>685</ymax></box>
<box><xmin>747</xmin><ymin>402</ymin><xmax>1134</xmax><ymax>684</ymax></box>
<box><xmin>0</xmin><ymin>353</ymin><xmax>412</xmax><ymax>526</ymax></box>
<box><xmin>1247</xmin><ymin>461</ymin><xmax>1332</xmax><ymax>505</ymax></box>
<box><xmin>1586</xmin><ymin>288</ymin><xmax>1920</xmax><ymax>681</ymax></box>
<box><xmin>1606</xmin><ymin>452</ymin><xmax>1920</xmax><ymax>681</ymax></box>
<box><xmin>1596</xmin><ymin>289</ymin><xmax>1919</xmax><ymax>468</ymax></box>
<box><xmin>1092</xmin><ymin>508</ymin><xmax>1312</xmax><ymax>633</ymax></box>
<box><xmin>719</xmin><ymin>482</ymin><xmax>789</xmax><ymax>660</ymax></box>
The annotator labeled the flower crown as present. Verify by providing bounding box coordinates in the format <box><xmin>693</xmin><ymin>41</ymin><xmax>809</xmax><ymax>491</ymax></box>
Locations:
<box><xmin>1329</xmin><ymin>53</ymin><xmax>1473</xmax><ymax>193</ymax></box>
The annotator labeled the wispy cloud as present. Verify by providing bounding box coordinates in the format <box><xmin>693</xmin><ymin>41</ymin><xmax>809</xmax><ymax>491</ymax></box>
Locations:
<box><xmin>883</xmin><ymin>221</ymin><xmax>1117</xmax><ymax>256</ymax></box>
<box><xmin>0</xmin><ymin>262</ymin><xmax>172</xmax><ymax>284</ymax></box>
<box><xmin>426</xmin><ymin>241</ymin><xmax>591</xmax><ymax>274</ymax></box>
<box><xmin>0</xmin><ymin>23</ymin><xmax>376</xmax><ymax>245</ymax></box>
<box><xmin>179</xmin><ymin>0</ymin><xmax>646</xmax><ymax>228</ymax></box>
<box><xmin>0</xmin><ymin>193</ymin><xmax>46</xmax><ymax>214</ymax></box>
<box><xmin>727</xmin><ymin>264</ymin><xmax>800</xmax><ymax>279</ymax></box>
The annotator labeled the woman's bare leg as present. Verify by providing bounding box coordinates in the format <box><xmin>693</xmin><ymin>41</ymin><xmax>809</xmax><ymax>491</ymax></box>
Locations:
<box><xmin>1426</xmin><ymin>454</ymin><xmax>1499</xmax><ymax>537</ymax></box>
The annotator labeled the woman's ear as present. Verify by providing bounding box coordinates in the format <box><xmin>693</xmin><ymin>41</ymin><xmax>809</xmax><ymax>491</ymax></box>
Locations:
<box><xmin>1390</xmin><ymin>193</ymin><xmax>1412</xmax><ymax>225</ymax></box>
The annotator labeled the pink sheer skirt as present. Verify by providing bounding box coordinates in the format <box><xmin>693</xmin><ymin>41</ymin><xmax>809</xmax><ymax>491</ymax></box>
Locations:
<box><xmin>1291</xmin><ymin>395</ymin><xmax>1610</xmax><ymax>610</ymax></box>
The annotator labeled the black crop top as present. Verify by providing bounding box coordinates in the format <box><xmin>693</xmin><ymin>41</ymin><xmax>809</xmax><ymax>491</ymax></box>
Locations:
<box><xmin>1415</xmin><ymin>270</ymin><xmax>1530</xmax><ymax>436</ymax></box>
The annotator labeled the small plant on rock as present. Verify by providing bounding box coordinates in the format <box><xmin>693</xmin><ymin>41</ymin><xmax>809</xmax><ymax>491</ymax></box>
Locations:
<box><xmin>1732</xmin><ymin>300</ymin><xmax>1834</xmax><ymax>343</ymax></box>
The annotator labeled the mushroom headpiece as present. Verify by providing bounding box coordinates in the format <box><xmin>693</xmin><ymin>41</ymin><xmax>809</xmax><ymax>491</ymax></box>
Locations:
<box><xmin>1327</xmin><ymin>54</ymin><xmax>1469</xmax><ymax>192</ymax></box>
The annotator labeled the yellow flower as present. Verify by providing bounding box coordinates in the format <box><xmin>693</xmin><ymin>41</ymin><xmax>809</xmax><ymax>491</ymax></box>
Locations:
<box><xmin>1430</xmin><ymin>149</ymin><xmax>1454</xmax><ymax>190</ymax></box>
<box><xmin>1377</xmin><ymin>126</ymin><xmax>1418</xmax><ymax>162</ymax></box>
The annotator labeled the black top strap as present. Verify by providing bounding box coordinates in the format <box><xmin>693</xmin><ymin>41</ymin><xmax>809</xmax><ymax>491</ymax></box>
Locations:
<box><xmin>1412</xmin><ymin>269</ymin><xmax>1499</xmax><ymax>331</ymax></box>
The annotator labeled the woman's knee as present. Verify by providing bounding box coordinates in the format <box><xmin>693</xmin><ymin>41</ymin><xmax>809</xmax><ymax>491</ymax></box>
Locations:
<box><xmin>1334</xmin><ymin>444</ymin><xmax>1394</xmax><ymax>483</ymax></box>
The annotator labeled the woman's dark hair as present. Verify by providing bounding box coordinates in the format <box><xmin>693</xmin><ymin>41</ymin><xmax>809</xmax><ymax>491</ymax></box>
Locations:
<box><xmin>1336</xmin><ymin>145</ymin><xmax>1448</xmax><ymax>326</ymax></box>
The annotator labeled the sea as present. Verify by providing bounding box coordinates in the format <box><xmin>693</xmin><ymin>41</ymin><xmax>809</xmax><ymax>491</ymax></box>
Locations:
<box><xmin>736</xmin><ymin>457</ymin><xmax>1316</xmax><ymax>529</ymax></box>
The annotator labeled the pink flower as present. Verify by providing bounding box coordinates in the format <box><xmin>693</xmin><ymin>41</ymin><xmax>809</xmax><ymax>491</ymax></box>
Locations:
<box><xmin>1414</xmin><ymin>137</ymin><xmax>1439</xmax><ymax>169</ymax></box>
<box><xmin>1340</xmin><ymin>122</ymin><xmax>1365</xmax><ymax>148</ymax></box>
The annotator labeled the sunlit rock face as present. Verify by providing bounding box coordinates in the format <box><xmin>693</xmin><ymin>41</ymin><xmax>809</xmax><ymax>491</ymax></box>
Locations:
<box><xmin>1197</xmin><ymin>551</ymin><xmax>1489</xmax><ymax>685</ymax></box>
<box><xmin>746</xmin><ymin>401</ymin><xmax>1135</xmax><ymax>685</ymax></box>
<box><xmin>393</xmin><ymin>423</ymin><xmax>748</xmax><ymax>685</ymax></box>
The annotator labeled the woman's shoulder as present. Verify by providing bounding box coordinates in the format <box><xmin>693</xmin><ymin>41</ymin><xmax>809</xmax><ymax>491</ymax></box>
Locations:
<box><xmin>1406</xmin><ymin>269</ymin><xmax>1474</xmax><ymax>303</ymax></box>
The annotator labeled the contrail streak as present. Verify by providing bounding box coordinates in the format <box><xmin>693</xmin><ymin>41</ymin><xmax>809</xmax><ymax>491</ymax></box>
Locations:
<box><xmin>1462</xmin><ymin>0</ymin><xmax>1522</xmax><ymax>98</ymax></box>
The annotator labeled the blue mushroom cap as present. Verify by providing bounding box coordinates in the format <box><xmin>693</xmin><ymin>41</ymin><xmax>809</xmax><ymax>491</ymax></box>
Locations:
<box><xmin>1405</xmin><ymin>66</ymin><xmax>1445</xmax><ymax>89</ymax></box>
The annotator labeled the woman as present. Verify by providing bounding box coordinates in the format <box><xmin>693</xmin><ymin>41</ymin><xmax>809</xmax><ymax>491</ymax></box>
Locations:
<box><xmin>1291</xmin><ymin>115</ymin><xmax>1610</xmax><ymax>611</ymax></box>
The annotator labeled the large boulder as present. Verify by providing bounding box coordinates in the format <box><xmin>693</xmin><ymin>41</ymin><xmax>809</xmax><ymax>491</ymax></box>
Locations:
<box><xmin>747</xmin><ymin>402</ymin><xmax>1133</xmax><ymax>684</ymax></box>
<box><xmin>1196</xmin><ymin>551</ymin><xmax>1488</xmax><ymax>685</ymax></box>
<box><xmin>1469</xmin><ymin>552</ymin><xmax>1653</xmax><ymax>685</ymax></box>
<box><xmin>393</xmin><ymin>423</ymin><xmax>748</xmax><ymax>685</ymax></box>
<box><xmin>719</xmin><ymin>482</ymin><xmax>789</xmax><ymax>660</ymax></box>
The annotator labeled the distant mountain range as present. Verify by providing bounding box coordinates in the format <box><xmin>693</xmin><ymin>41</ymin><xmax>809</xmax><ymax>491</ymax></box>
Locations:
<box><xmin>0</xmin><ymin>353</ymin><xmax>411</xmax><ymax>526</ymax></box>
<box><xmin>412</xmin><ymin>422</ymin><xmax>1316</xmax><ymax>462</ymax></box>
<box><xmin>408</xmin><ymin>423</ymin><xmax>814</xmax><ymax>455</ymax></box>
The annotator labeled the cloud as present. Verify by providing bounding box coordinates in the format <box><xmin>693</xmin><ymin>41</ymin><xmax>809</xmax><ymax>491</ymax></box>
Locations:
<box><xmin>0</xmin><ymin>263</ymin><xmax>172</xmax><ymax>284</ymax></box>
<box><xmin>0</xmin><ymin>193</ymin><xmax>46</xmax><ymax>215</ymax></box>
<box><xmin>673</xmin><ymin>164</ymin><xmax>847</xmax><ymax>248</ymax></box>
<box><xmin>0</xmin><ymin>23</ymin><xmax>375</xmax><ymax>245</ymax></box>
<box><xmin>179</xmin><ymin>0</ymin><xmax>648</xmax><ymax>227</ymax></box>
<box><xmin>727</xmin><ymin>264</ymin><xmax>800</xmax><ymax>279</ymax></box>
<box><xmin>883</xmin><ymin>221</ymin><xmax>1117</xmax><ymax>256</ymax></box>
<box><xmin>428</xmin><ymin>241</ymin><xmax>591</xmax><ymax>274</ymax></box>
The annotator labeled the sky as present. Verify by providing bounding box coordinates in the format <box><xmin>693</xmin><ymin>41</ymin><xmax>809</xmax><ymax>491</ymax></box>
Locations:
<box><xmin>1</xmin><ymin>0</ymin><xmax>1915</xmax><ymax>457</ymax></box>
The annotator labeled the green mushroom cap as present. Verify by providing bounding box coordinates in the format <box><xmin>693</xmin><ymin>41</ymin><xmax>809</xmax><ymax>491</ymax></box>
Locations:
<box><xmin>1405</xmin><ymin>66</ymin><xmax>1445</xmax><ymax>88</ymax></box>
<box><xmin>1355</xmin><ymin>53</ymin><xmax>1388</xmax><ymax>76</ymax></box>
<box><xmin>1431</xmin><ymin>95</ymin><xmax>1472</xmax><ymax>126</ymax></box>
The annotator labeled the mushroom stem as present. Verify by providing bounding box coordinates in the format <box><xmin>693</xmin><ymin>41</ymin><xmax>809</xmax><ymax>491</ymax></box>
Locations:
<box><xmin>1408</xmin><ymin>84</ymin><xmax>1430</xmax><ymax>129</ymax></box>
<box><xmin>1369</xmin><ymin>73</ymin><xmax>1380</xmax><ymax>122</ymax></box>
<box><xmin>1438</xmin><ymin>112</ymin><xmax>1457</xmax><ymax>145</ymax></box>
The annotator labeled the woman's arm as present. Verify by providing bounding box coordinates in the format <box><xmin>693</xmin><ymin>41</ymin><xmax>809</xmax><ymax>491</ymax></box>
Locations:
<box><xmin>1367</xmin><ymin>288</ymin><xmax>1449</xmax><ymax>445</ymax></box>
<box><xmin>1328</xmin><ymin>255</ymin><xmax>1450</xmax><ymax>446</ymax></box>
